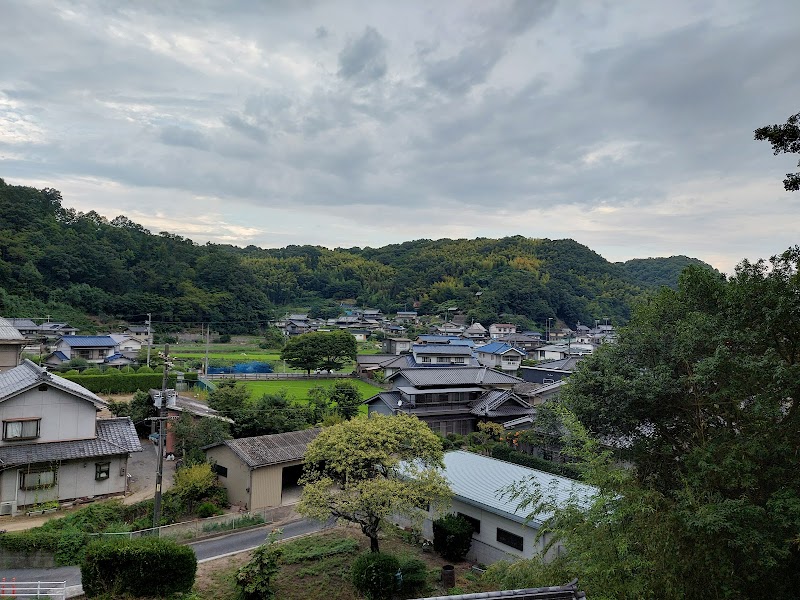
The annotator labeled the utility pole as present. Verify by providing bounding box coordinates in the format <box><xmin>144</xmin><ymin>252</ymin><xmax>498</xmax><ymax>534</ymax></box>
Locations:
<box><xmin>145</xmin><ymin>313</ymin><xmax>152</xmax><ymax>368</ymax></box>
<box><xmin>152</xmin><ymin>344</ymin><xmax>170</xmax><ymax>530</ymax></box>
<box><xmin>204</xmin><ymin>323</ymin><xmax>210</xmax><ymax>376</ymax></box>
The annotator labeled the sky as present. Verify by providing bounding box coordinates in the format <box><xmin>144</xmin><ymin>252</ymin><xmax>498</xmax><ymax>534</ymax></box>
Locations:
<box><xmin>1</xmin><ymin>0</ymin><xmax>799</xmax><ymax>274</ymax></box>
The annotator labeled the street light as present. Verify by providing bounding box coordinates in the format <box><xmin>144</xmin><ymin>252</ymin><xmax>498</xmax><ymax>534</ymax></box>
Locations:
<box><xmin>546</xmin><ymin>318</ymin><xmax>554</xmax><ymax>341</ymax></box>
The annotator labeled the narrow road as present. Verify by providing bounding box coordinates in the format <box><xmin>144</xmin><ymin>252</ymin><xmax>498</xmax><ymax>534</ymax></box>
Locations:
<box><xmin>2</xmin><ymin>517</ymin><xmax>334</xmax><ymax>594</ymax></box>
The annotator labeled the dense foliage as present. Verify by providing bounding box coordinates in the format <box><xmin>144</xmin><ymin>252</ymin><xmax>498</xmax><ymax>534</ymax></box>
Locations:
<box><xmin>80</xmin><ymin>537</ymin><xmax>197</xmax><ymax>597</ymax></box>
<box><xmin>618</xmin><ymin>255</ymin><xmax>716</xmax><ymax>289</ymax></box>
<box><xmin>432</xmin><ymin>513</ymin><xmax>474</xmax><ymax>561</ymax></box>
<box><xmin>236</xmin><ymin>530</ymin><xmax>283</xmax><ymax>600</ymax></box>
<box><xmin>298</xmin><ymin>413</ymin><xmax>450</xmax><ymax>552</ymax></box>
<box><xmin>0</xmin><ymin>178</ymin><xmax>695</xmax><ymax>331</ymax></box>
<box><xmin>504</xmin><ymin>247</ymin><xmax>800</xmax><ymax>599</ymax></box>
<box><xmin>350</xmin><ymin>552</ymin><xmax>401</xmax><ymax>600</ymax></box>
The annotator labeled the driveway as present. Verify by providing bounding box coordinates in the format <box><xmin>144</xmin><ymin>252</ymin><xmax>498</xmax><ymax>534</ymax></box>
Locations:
<box><xmin>123</xmin><ymin>436</ymin><xmax>176</xmax><ymax>504</ymax></box>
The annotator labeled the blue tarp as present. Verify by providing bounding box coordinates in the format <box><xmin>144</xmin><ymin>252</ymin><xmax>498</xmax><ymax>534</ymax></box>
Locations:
<box><xmin>207</xmin><ymin>361</ymin><xmax>274</xmax><ymax>374</ymax></box>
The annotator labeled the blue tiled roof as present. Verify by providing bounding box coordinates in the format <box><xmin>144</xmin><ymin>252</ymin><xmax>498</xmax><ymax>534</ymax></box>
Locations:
<box><xmin>60</xmin><ymin>336</ymin><xmax>117</xmax><ymax>347</ymax></box>
<box><xmin>476</xmin><ymin>341</ymin><xmax>527</xmax><ymax>356</ymax></box>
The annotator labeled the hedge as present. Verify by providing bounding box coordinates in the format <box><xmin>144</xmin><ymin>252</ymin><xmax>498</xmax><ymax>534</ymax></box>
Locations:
<box><xmin>490</xmin><ymin>444</ymin><xmax>582</xmax><ymax>480</ymax></box>
<box><xmin>61</xmin><ymin>372</ymin><xmax>198</xmax><ymax>394</ymax></box>
<box><xmin>81</xmin><ymin>537</ymin><xmax>197</xmax><ymax>597</ymax></box>
<box><xmin>0</xmin><ymin>529</ymin><xmax>89</xmax><ymax>566</ymax></box>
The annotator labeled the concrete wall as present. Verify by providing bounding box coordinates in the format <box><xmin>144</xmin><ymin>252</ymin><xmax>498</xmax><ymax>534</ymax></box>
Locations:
<box><xmin>0</xmin><ymin>387</ymin><xmax>98</xmax><ymax>445</ymax></box>
<box><xmin>205</xmin><ymin>445</ymin><xmax>251</xmax><ymax>509</ymax></box>
<box><xmin>0</xmin><ymin>455</ymin><xmax>128</xmax><ymax>510</ymax></box>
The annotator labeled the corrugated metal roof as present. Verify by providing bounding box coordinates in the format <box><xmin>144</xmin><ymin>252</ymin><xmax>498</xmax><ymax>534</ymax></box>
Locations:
<box><xmin>0</xmin><ymin>359</ymin><xmax>107</xmax><ymax>407</ymax></box>
<box><xmin>442</xmin><ymin>451</ymin><xmax>596</xmax><ymax>525</ymax></box>
<box><xmin>210</xmin><ymin>428</ymin><xmax>321</xmax><ymax>468</ymax></box>
<box><xmin>0</xmin><ymin>317</ymin><xmax>24</xmax><ymax>341</ymax></box>
<box><xmin>0</xmin><ymin>417</ymin><xmax>142</xmax><ymax>467</ymax></box>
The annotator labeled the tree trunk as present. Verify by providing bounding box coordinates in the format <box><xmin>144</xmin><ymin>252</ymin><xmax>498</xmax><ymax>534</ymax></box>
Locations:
<box><xmin>369</xmin><ymin>533</ymin><xmax>380</xmax><ymax>553</ymax></box>
<box><xmin>362</xmin><ymin>520</ymin><xmax>380</xmax><ymax>553</ymax></box>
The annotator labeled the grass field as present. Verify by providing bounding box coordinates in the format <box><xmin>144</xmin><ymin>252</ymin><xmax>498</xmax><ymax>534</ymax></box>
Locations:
<box><xmin>242</xmin><ymin>379</ymin><xmax>383</xmax><ymax>403</ymax></box>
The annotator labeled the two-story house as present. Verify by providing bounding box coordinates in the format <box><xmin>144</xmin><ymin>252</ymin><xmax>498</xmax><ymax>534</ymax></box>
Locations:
<box><xmin>365</xmin><ymin>366</ymin><xmax>530</xmax><ymax>436</ymax></box>
<box><xmin>489</xmin><ymin>323</ymin><xmax>517</xmax><ymax>339</ymax></box>
<box><xmin>462</xmin><ymin>322</ymin><xmax>489</xmax><ymax>342</ymax></box>
<box><xmin>382</xmin><ymin>337</ymin><xmax>413</xmax><ymax>355</ymax></box>
<box><xmin>411</xmin><ymin>344</ymin><xmax>478</xmax><ymax>367</ymax></box>
<box><xmin>475</xmin><ymin>342</ymin><xmax>527</xmax><ymax>371</ymax></box>
<box><xmin>46</xmin><ymin>336</ymin><xmax>119</xmax><ymax>367</ymax></box>
<box><xmin>0</xmin><ymin>359</ymin><xmax>141</xmax><ymax>515</ymax></box>
<box><xmin>0</xmin><ymin>319</ymin><xmax>26</xmax><ymax>373</ymax></box>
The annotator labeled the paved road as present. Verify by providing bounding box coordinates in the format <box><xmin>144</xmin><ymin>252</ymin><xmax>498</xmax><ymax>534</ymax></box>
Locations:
<box><xmin>1</xmin><ymin>517</ymin><xmax>334</xmax><ymax>591</ymax></box>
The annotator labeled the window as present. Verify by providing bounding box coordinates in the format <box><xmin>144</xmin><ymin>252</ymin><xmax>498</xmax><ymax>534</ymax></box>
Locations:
<box><xmin>421</xmin><ymin>356</ymin><xmax>431</xmax><ymax>363</ymax></box>
<box><xmin>95</xmin><ymin>462</ymin><xmax>110</xmax><ymax>480</ymax></box>
<box><xmin>453</xmin><ymin>357</ymin><xmax>465</xmax><ymax>364</ymax></box>
<box><xmin>212</xmin><ymin>464</ymin><xmax>228</xmax><ymax>478</ymax></box>
<box><xmin>437</xmin><ymin>357</ymin><xmax>449</xmax><ymax>363</ymax></box>
<box><xmin>20</xmin><ymin>468</ymin><xmax>57</xmax><ymax>490</ymax></box>
<box><xmin>458</xmin><ymin>512</ymin><xmax>481</xmax><ymax>534</ymax></box>
<box><xmin>3</xmin><ymin>419</ymin><xmax>41</xmax><ymax>441</ymax></box>
<box><xmin>496</xmin><ymin>528</ymin><xmax>524</xmax><ymax>551</ymax></box>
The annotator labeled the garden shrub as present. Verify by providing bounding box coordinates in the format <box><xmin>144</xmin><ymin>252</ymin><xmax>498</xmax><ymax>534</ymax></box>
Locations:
<box><xmin>136</xmin><ymin>365</ymin><xmax>154</xmax><ymax>373</ymax></box>
<box><xmin>490</xmin><ymin>444</ymin><xmax>581</xmax><ymax>479</ymax></box>
<box><xmin>351</xmin><ymin>552</ymin><xmax>400</xmax><ymax>600</ymax></box>
<box><xmin>397</xmin><ymin>555</ymin><xmax>430</xmax><ymax>597</ymax></box>
<box><xmin>433</xmin><ymin>514</ymin><xmax>473</xmax><ymax>561</ymax></box>
<box><xmin>81</xmin><ymin>537</ymin><xmax>197</xmax><ymax>597</ymax></box>
<box><xmin>196</xmin><ymin>501</ymin><xmax>221</xmax><ymax>518</ymax></box>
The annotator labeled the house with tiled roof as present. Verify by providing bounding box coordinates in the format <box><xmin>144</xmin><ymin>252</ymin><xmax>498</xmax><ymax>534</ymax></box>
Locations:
<box><xmin>46</xmin><ymin>336</ymin><xmax>119</xmax><ymax>367</ymax></box>
<box><xmin>365</xmin><ymin>367</ymin><xmax>530</xmax><ymax>436</ymax></box>
<box><xmin>0</xmin><ymin>317</ymin><xmax>26</xmax><ymax>373</ymax></box>
<box><xmin>0</xmin><ymin>359</ymin><xmax>141</xmax><ymax>515</ymax></box>
<box><xmin>489</xmin><ymin>323</ymin><xmax>517</xmax><ymax>339</ymax></box>
<box><xmin>475</xmin><ymin>341</ymin><xmax>527</xmax><ymax>371</ymax></box>
<box><xmin>204</xmin><ymin>428</ymin><xmax>320</xmax><ymax>510</ymax></box>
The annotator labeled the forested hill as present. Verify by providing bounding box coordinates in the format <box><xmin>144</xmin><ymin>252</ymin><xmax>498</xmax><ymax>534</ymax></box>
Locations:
<box><xmin>619</xmin><ymin>256</ymin><xmax>717</xmax><ymax>289</ymax></box>
<box><xmin>0</xmin><ymin>179</ymin><xmax>703</xmax><ymax>332</ymax></box>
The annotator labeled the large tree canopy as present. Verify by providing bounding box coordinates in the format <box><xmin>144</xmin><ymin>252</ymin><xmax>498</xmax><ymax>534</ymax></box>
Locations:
<box><xmin>549</xmin><ymin>248</ymin><xmax>800</xmax><ymax>598</ymax></box>
<box><xmin>297</xmin><ymin>413</ymin><xmax>450</xmax><ymax>552</ymax></box>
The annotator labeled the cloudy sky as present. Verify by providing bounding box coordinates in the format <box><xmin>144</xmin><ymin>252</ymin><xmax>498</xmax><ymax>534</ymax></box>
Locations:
<box><xmin>1</xmin><ymin>0</ymin><xmax>799</xmax><ymax>273</ymax></box>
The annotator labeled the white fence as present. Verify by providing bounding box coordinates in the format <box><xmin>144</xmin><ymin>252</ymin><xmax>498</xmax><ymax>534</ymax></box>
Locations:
<box><xmin>90</xmin><ymin>505</ymin><xmax>291</xmax><ymax>543</ymax></box>
<box><xmin>0</xmin><ymin>580</ymin><xmax>66</xmax><ymax>599</ymax></box>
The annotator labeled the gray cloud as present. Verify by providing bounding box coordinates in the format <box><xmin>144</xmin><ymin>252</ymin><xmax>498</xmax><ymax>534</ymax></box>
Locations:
<box><xmin>1</xmin><ymin>0</ymin><xmax>799</xmax><ymax>273</ymax></box>
<box><xmin>337</xmin><ymin>26</ymin><xmax>388</xmax><ymax>86</ymax></box>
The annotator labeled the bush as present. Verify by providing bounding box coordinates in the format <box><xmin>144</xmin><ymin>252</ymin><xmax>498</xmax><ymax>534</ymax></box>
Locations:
<box><xmin>81</xmin><ymin>537</ymin><xmax>197</xmax><ymax>597</ymax></box>
<box><xmin>82</xmin><ymin>367</ymin><xmax>103</xmax><ymax>375</ymax></box>
<box><xmin>217</xmin><ymin>334</ymin><xmax>232</xmax><ymax>343</ymax></box>
<box><xmin>197</xmin><ymin>502</ymin><xmax>221</xmax><ymax>518</ymax></box>
<box><xmin>351</xmin><ymin>552</ymin><xmax>400</xmax><ymax>600</ymax></box>
<box><xmin>136</xmin><ymin>365</ymin><xmax>154</xmax><ymax>373</ymax></box>
<box><xmin>397</xmin><ymin>555</ymin><xmax>429</xmax><ymax>597</ymax></box>
<box><xmin>433</xmin><ymin>514</ymin><xmax>473</xmax><ymax>561</ymax></box>
<box><xmin>489</xmin><ymin>444</ymin><xmax>582</xmax><ymax>479</ymax></box>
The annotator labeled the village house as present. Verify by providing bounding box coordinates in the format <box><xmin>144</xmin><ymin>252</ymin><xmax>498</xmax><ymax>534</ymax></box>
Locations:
<box><xmin>413</xmin><ymin>451</ymin><xmax>596</xmax><ymax>564</ymax></box>
<box><xmin>382</xmin><ymin>337</ymin><xmax>413</xmax><ymax>355</ymax></box>
<box><xmin>489</xmin><ymin>323</ymin><xmax>517</xmax><ymax>339</ymax></box>
<box><xmin>0</xmin><ymin>319</ymin><xmax>26</xmax><ymax>373</ymax></box>
<box><xmin>474</xmin><ymin>341</ymin><xmax>527</xmax><ymax>371</ymax></box>
<box><xmin>43</xmin><ymin>335</ymin><xmax>119</xmax><ymax>368</ymax></box>
<box><xmin>0</xmin><ymin>358</ymin><xmax>141</xmax><ymax>516</ymax></box>
<box><xmin>365</xmin><ymin>366</ymin><xmax>530</xmax><ymax>436</ymax></box>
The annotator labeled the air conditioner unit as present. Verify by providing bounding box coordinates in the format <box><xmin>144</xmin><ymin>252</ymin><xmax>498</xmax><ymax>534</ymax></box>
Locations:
<box><xmin>0</xmin><ymin>502</ymin><xmax>15</xmax><ymax>516</ymax></box>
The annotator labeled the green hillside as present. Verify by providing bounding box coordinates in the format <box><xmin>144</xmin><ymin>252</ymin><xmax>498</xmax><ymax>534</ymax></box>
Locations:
<box><xmin>620</xmin><ymin>256</ymin><xmax>718</xmax><ymax>289</ymax></box>
<box><xmin>0</xmin><ymin>178</ymin><xmax>706</xmax><ymax>331</ymax></box>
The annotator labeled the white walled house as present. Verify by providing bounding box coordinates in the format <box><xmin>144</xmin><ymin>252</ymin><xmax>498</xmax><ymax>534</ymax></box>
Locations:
<box><xmin>489</xmin><ymin>324</ymin><xmax>517</xmax><ymax>339</ymax></box>
<box><xmin>414</xmin><ymin>451</ymin><xmax>596</xmax><ymax>565</ymax></box>
<box><xmin>475</xmin><ymin>342</ymin><xmax>527</xmax><ymax>371</ymax></box>
<box><xmin>0</xmin><ymin>360</ymin><xmax>141</xmax><ymax>515</ymax></box>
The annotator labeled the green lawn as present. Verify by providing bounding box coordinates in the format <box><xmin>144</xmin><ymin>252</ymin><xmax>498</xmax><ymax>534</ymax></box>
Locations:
<box><xmin>242</xmin><ymin>379</ymin><xmax>383</xmax><ymax>403</ymax></box>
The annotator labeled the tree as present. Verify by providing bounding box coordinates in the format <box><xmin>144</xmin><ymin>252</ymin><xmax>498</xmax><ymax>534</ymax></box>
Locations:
<box><xmin>514</xmin><ymin>251</ymin><xmax>800</xmax><ymax>599</ymax></box>
<box><xmin>298</xmin><ymin>413</ymin><xmax>450</xmax><ymax>552</ymax></box>
<box><xmin>233</xmin><ymin>391</ymin><xmax>312</xmax><ymax>438</ymax></box>
<box><xmin>280</xmin><ymin>330</ymin><xmax>357</xmax><ymax>374</ymax></box>
<box><xmin>108</xmin><ymin>389</ymin><xmax>156</xmax><ymax>437</ymax></box>
<box><xmin>207</xmin><ymin>379</ymin><xmax>250</xmax><ymax>419</ymax></box>
<box><xmin>173</xmin><ymin>413</ymin><xmax>231</xmax><ymax>464</ymax></box>
<box><xmin>328</xmin><ymin>379</ymin><xmax>363</xmax><ymax>419</ymax></box>
<box><xmin>236</xmin><ymin>529</ymin><xmax>283</xmax><ymax>600</ymax></box>
<box><xmin>755</xmin><ymin>111</ymin><xmax>800</xmax><ymax>191</ymax></box>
